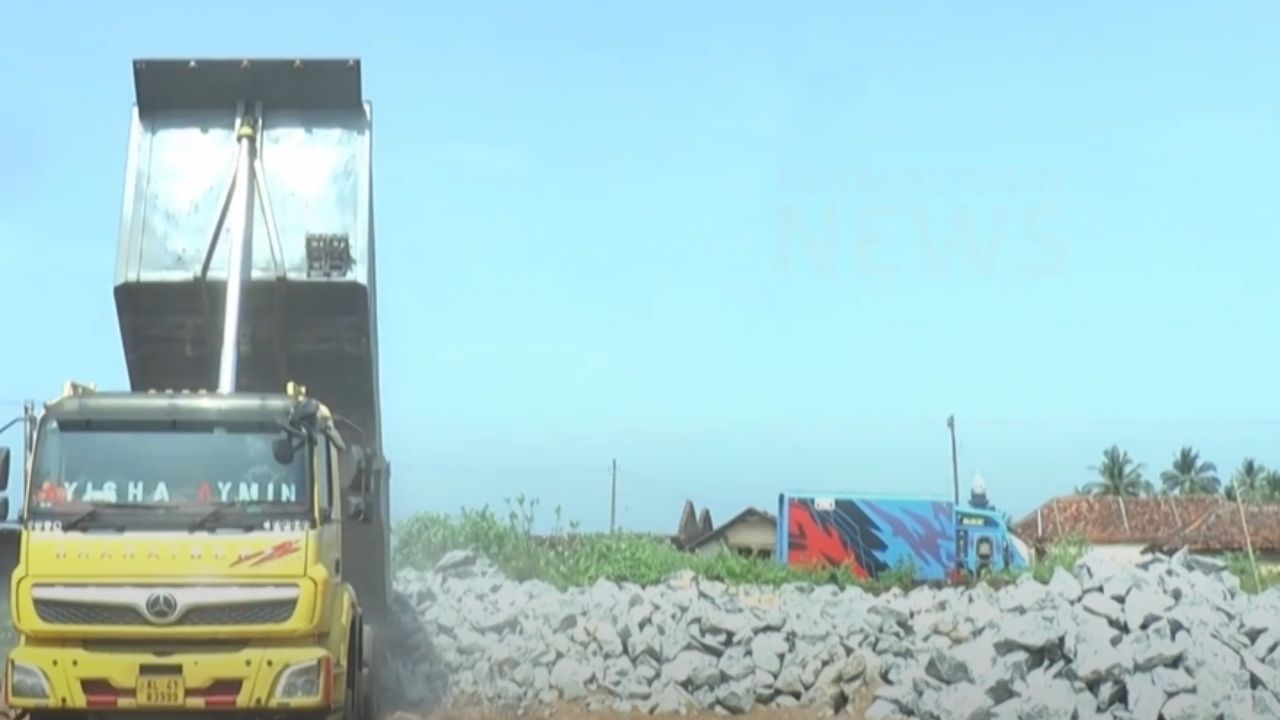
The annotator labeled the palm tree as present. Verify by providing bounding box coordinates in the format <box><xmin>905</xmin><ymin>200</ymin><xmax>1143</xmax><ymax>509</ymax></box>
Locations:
<box><xmin>1082</xmin><ymin>445</ymin><xmax>1153</xmax><ymax>497</ymax></box>
<box><xmin>1226</xmin><ymin>458</ymin><xmax>1270</xmax><ymax>502</ymax></box>
<box><xmin>1226</xmin><ymin>461</ymin><xmax>1280</xmax><ymax>503</ymax></box>
<box><xmin>1264</xmin><ymin>471</ymin><xmax>1280</xmax><ymax>501</ymax></box>
<box><xmin>1160</xmin><ymin>446</ymin><xmax>1220</xmax><ymax>495</ymax></box>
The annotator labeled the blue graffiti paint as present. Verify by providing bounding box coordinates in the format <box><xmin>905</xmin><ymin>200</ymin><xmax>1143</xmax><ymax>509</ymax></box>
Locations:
<box><xmin>779</xmin><ymin>492</ymin><xmax>1024</xmax><ymax>581</ymax></box>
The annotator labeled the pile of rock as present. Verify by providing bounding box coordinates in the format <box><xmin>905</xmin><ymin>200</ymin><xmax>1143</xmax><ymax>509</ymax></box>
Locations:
<box><xmin>390</xmin><ymin>549</ymin><xmax>1280</xmax><ymax>718</ymax></box>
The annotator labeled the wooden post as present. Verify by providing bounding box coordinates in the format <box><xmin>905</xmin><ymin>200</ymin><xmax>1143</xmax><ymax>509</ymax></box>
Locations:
<box><xmin>1231</xmin><ymin>474</ymin><xmax>1262</xmax><ymax>591</ymax></box>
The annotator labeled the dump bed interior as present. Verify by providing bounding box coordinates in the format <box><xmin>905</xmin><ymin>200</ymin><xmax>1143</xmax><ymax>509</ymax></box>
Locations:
<box><xmin>113</xmin><ymin>59</ymin><xmax>382</xmax><ymax>451</ymax></box>
<box><xmin>113</xmin><ymin>59</ymin><xmax>391</xmax><ymax>621</ymax></box>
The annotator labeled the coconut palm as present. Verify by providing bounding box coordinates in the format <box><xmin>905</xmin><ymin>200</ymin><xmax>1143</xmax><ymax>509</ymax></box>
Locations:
<box><xmin>1263</xmin><ymin>471</ymin><xmax>1280</xmax><ymax>501</ymax></box>
<box><xmin>1226</xmin><ymin>458</ymin><xmax>1270</xmax><ymax>502</ymax></box>
<box><xmin>1082</xmin><ymin>445</ymin><xmax>1153</xmax><ymax>497</ymax></box>
<box><xmin>1160</xmin><ymin>446</ymin><xmax>1220</xmax><ymax>495</ymax></box>
<box><xmin>1227</xmin><ymin>462</ymin><xmax>1280</xmax><ymax>503</ymax></box>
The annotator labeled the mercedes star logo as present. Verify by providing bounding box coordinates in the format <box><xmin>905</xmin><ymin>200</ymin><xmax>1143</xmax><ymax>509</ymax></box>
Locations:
<box><xmin>144</xmin><ymin>592</ymin><xmax>179</xmax><ymax>622</ymax></box>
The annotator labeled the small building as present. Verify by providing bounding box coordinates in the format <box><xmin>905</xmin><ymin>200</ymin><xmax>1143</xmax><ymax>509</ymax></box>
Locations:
<box><xmin>1150</xmin><ymin>501</ymin><xmax>1280</xmax><ymax>562</ymax></box>
<box><xmin>682</xmin><ymin>507</ymin><xmax>777</xmax><ymax>560</ymax></box>
<box><xmin>1013</xmin><ymin>495</ymin><xmax>1280</xmax><ymax>565</ymax></box>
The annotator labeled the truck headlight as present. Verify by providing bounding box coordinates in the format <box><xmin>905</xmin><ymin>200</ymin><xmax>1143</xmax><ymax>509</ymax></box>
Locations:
<box><xmin>10</xmin><ymin>662</ymin><xmax>52</xmax><ymax>700</ymax></box>
<box><xmin>273</xmin><ymin>659</ymin><xmax>321</xmax><ymax>700</ymax></box>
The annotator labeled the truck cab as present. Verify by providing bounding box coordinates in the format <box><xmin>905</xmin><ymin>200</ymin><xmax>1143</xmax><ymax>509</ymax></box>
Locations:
<box><xmin>956</xmin><ymin>505</ymin><xmax>1028</xmax><ymax>577</ymax></box>
<box><xmin>6</xmin><ymin>384</ymin><xmax>375</xmax><ymax>717</ymax></box>
<box><xmin>4</xmin><ymin>57</ymin><xmax>391</xmax><ymax>720</ymax></box>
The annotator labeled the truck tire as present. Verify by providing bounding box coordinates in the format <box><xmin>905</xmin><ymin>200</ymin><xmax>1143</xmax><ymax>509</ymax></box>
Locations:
<box><xmin>359</xmin><ymin>622</ymin><xmax>378</xmax><ymax>720</ymax></box>
<box><xmin>341</xmin><ymin>618</ymin><xmax>364</xmax><ymax>720</ymax></box>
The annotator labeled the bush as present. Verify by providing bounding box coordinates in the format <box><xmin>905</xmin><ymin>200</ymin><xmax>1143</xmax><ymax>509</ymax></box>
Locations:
<box><xmin>391</xmin><ymin>495</ymin><xmax>1088</xmax><ymax>592</ymax></box>
<box><xmin>1221</xmin><ymin>551</ymin><xmax>1280</xmax><ymax>594</ymax></box>
<box><xmin>392</xmin><ymin>494</ymin><xmax>863</xmax><ymax>589</ymax></box>
<box><xmin>1030</xmin><ymin>533</ymin><xmax>1089</xmax><ymax>583</ymax></box>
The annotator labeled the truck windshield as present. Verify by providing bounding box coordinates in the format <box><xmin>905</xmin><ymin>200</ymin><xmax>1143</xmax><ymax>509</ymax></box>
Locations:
<box><xmin>26</xmin><ymin>419</ymin><xmax>311</xmax><ymax>528</ymax></box>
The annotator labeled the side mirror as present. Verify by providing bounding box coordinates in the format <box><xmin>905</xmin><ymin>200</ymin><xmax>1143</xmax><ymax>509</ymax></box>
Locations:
<box><xmin>272</xmin><ymin>437</ymin><xmax>297</xmax><ymax>465</ymax></box>
<box><xmin>0</xmin><ymin>447</ymin><xmax>9</xmax><ymax>492</ymax></box>
<box><xmin>346</xmin><ymin>497</ymin><xmax>368</xmax><ymax>523</ymax></box>
<box><xmin>350</xmin><ymin>461</ymin><xmax>368</xmax><ymax>493</ymax></box>
<box><xmin>0</xmin><ymin>496</ymin><xmax>8</xmax><ymax>521</ymax></box>
<box><xmin>347</xmin><ymin>451</ymin><xmax>386</xmax><ymax>495</ymax></box>
<box><xmin>344</xmin><ymin>447</ymin><xmax>367</xmax><ymax>492</ymax></box>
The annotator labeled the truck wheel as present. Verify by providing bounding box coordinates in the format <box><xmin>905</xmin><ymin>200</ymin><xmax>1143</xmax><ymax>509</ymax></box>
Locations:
<box><xmin>359</xmin><ymin>623</ymin><xmax>378</xmax><ymax>720</ymax></box>
<box><xmin>342</xmin><ymin>619</ymin><xmax>364</xmax><ymax>720</ymax></box>
<box><xmin>343</xmin><ymin>667</ymin><xmax>361</xmax><ymax>720</ymax></box>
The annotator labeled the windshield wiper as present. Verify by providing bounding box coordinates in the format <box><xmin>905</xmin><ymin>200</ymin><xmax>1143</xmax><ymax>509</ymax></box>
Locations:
<box><xmin>61</xmin><ymin>502</ymin><xmax>156</xmax><ymax>531</ymax></box>
<box><xmin>188</xmin><ymin>502</ymin><xmax>244</xmax><ymax>532</ymax></box>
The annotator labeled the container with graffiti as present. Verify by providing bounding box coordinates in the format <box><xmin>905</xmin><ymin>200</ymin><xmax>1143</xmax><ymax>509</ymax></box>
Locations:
<box><xmin>776</xmin><ymin>492</ymin><xmax>1030</xmax><ymax>583</ymax></box>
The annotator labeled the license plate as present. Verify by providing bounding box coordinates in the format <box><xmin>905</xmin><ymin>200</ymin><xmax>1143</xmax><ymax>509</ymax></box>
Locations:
<box><xmin>136</xmin><ymin>676</ymin><xmax>185</xmax><ymax>707</ymax></box>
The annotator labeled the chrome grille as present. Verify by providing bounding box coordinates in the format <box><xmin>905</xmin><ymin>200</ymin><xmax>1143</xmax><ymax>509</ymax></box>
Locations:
<box><xmin>34</xmin><ymin>598</ymin><xmax>297</xmax><ymax>626</ymax></box>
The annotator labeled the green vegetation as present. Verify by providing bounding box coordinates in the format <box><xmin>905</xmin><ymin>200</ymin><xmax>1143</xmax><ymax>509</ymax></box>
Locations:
<box><xmin>392</xmin><ymin>498</ymin><xmax>1276</xmax><ymax>596</ymax></box>
<box><xmin>1027</xmin><ymin>533</ymin><xmax>1089</xmax><ymax>583</ymax></box>
<box><xmin>1076</xmin><ymin>444</ymin><xmax>1280</xmax><ymax>501</ymax></box>
<box><xmin>392</xmin><ymin>495</ymin><xmax>1088</xmax><ymax>592</ymax></box>
<box><xmin>392</xmin><ymin>494</ymin><xmax>858</xmax><ymax>590</ymax></box>
<box><xmin>1222</xmin><ymin>551</ymin><xmax>1280</xmax><ymax>594</ymax></box>
<box><xmin>1226</xmin><ymin>458</ymin><xmax>1280</xmax><ymax>503</ymax></box>
<box><xmin>1080</xmin><ymin>445</ymin><xmax>1153</xmax><ymax>497</ymax></box>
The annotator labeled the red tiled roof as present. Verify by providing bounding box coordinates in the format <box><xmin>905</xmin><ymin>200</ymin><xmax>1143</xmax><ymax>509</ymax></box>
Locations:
<box><xmin>1014</xmin><ymin>495</ymin><xmax>1280</xmax><ymax>553</ymax></box>
<box><xmin>1013</xmin><ymin>495</ymin><xmax>1224</xmax><ymax>546</ymax></box>
<box><xmin>1156</xmin><ymin>502</ymin><xmax>1280</xmax><ymax>554</ymax></box>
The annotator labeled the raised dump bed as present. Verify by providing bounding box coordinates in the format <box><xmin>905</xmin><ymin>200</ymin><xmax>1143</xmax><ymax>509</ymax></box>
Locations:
<box><xmin>112</xmin><ymin>58</ymin><xmax>382</xmax><ymax>449</ymax></box>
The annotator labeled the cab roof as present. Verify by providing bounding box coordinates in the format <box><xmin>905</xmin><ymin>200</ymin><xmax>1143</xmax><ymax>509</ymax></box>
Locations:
<box><xmin>43</xmin><ymin>391</ymin><xmax>301</xmax><ymax>425</ymax></box>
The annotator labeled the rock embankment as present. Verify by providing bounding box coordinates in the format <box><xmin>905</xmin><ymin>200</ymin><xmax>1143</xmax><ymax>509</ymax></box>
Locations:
<box><xmin>390</xmin><ymin>549</ymin><xmax>1280</xmax><ymax>719</ymax></box>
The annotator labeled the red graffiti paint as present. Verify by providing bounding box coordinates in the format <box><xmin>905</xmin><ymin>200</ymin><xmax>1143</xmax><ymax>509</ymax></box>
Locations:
<box><xmin>231</xmin><ymin>539</ymin><xmax>301</xmax><ymax>568</ymax></box>
<box><xmin>787</xmin><ymin>501</ymin><xmax>870</xmax><ymax>579</ymax></box>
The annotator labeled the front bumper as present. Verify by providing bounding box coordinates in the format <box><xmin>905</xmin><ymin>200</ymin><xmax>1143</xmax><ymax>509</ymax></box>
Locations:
<box><xmin>5</xmin><ymin>643</ymin><xmax>337</xmax><ymax>712</ymax></box>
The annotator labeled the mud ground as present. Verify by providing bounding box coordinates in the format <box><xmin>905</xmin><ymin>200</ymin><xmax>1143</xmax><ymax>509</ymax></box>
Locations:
<box><xmin>413</xmin><ymin>683</ymin><xmax>881</xmax><ymax>720</ymax></box>
<box><xmin>0</xmin><ymin>683</ymin><xmax>881</xmax><ymax>720</ymax></box>
<box><xmin>420</xmin><ymin>709</ymin><xmax>855</xmax><ymax>720</ymax></box>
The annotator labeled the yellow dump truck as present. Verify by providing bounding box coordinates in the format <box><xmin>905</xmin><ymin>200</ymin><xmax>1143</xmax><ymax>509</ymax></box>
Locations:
<box><xmin>3</xmin><ymin>58</ymin><xmax>391</xmax><ymax>720</ymax></box>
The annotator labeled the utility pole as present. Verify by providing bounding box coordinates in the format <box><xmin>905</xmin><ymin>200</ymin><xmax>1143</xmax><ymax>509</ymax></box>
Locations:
<box><xmin>947</xmin><ymin>415</ymin><xmax>960</xmax><ymax>505</ymax></box>
<box><xmin>610</xmin><ymin>459</ymin><xmax>618</xmax><ymax>533</ymax></box>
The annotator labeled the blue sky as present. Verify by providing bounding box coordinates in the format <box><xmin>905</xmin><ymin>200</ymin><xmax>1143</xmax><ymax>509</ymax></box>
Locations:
<box><xmin>1</xmin><ymin>2</ymin><xmax>1278</xmax><ymax>533</ymax></box>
